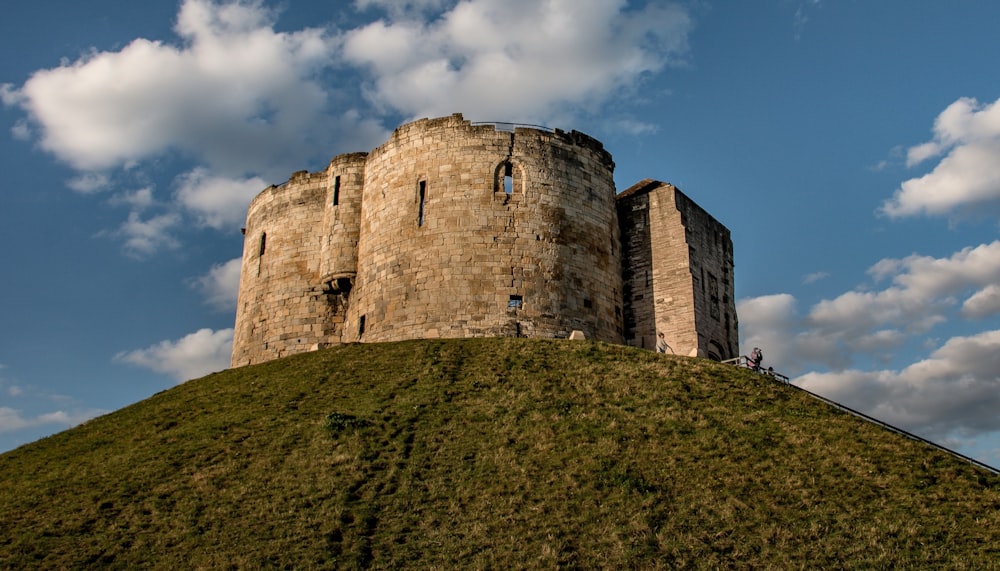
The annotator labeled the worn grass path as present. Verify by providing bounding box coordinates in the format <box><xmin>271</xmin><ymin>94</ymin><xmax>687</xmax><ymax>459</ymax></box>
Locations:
<box><xmin>2</xmin><ymin>338</ymin><xmax>999</xmax><ymax>569</ymax></box>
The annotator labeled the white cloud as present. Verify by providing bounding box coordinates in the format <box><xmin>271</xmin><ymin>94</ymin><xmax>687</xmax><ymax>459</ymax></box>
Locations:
<box><xmin>108</xmin><ymin>186</ymin><xmax>157</xmax><ymax>210</ymax></box>
<box><xmin>739</xmin><ymin>238</ymin><xmax>1000</xmax><ymax>455</ymax></box>
<box><xmin>191</xmin><ymin>258</ymin><xmax>243</xmax><ymax>311</ymax></box>
<box><xmin>176</xmin><ymin>168</ymin><xmax>265</xmax><ymax>230</ymax></box>
<box><xmin>738</xmin><ymin>293</ymin><xmax>857</xmax><ymax>374</ymax></box>
<box><xmin>354</xmin><ymin>0</ymin><xmax>449</xmax><ymax>19</ymax></box>
<box><xmin>809</xmin><ymin>241</ymin><xmax>1000</xmax><ymax>335</ymax></box>
<box><xmin>797</xmin><ymin>330</ymin><xmax>1000</xmax><ymax>440</ymax></box>
<box><xmin>802</xmin><ymin>271</ymin><xmax>829</xmax><ymax>284</ymax></box>
<box><xmin>608</xmin><ymin>118</ymin><xmax>660</xmax><ymax>136</ymax></box>
<box><xmin>962</xmin><ymin>284</ymin><xmax>1000</xmax><ymax>319</ymax></box>
<box><xmin>882</xmin><ymin>97</ymin><xmax>1000</xmax><ymax>218</ymax></box>
<box><xmin>67</xmin><ymin>172</ymin><xmax>111</xmax><ymax>194</ymax></box>
<box><xmin>740</xmin><ymin>240</ymin><xmax>1000</xmax><ymax>376</ymax></box>
<box><xmin>0</xmin><ymin>83</ymin><xmax>23</xmax><ymax>106</ymax></box>
<box><xmin>792</xmin><ymin>0</ymin><xmax>822</xmax><ymax>41</ymax></box>
<box><xmin>115</xmin><ymin>328</ymin><xmax>234</xmax><ymax>382</ymax></box>
<box><xmin>738</xmin><ymin>293</ymin><xmax>806</xmax><ymax>369</ymax></box>
<box><xmin>342</xmin><ymin>0</ymin><xmax>692</xmax><ymax>123</ymax></box>
<box><xmin>10</xmin><ymin>119</ymin><xmax>31</xmax><ymax>141</ymax></box>
<box><xmin>0</xmin><ymin>406</ymin><xmax>105</xmax><ymax>434</ymax></box>
<box><xmin>116</xmin><ymin>211</ymin><xmax>183</xmax><ymax>258</ymax></box>
<box><xmin>3</xmin><ymin>0</ymin><xmax>685</xmax><ymax>258</ymax></box>
<box><xmin>2</xmin><ymin>0</ymin><xmax>383</xmax><ymax>178</ymax></box>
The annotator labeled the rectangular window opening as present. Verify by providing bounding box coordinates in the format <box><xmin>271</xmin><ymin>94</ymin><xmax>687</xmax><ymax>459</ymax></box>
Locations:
<box><xmin>508</xmin><ymin>294</ymin><xmax>523</xmax><ymax>309</ymax></box>
<box><xmin>583</xmin><ymin>298</ymin><xmax>593</xmax><ymax>309</ymax></box>
<box><xmin>333</xmin><ymin>175</ymin><xmax>341</xmax><ymax>206</ymax></box>
<box><xmin>258</xmin><ymin>232</ymin><xmax>267</xmax><ymax>256</ymax></box>
<box><xmin>358</xmin><ymin>314</ymin><xmax>366</xmax><ymax>336</ymax></box>
<box><xmin>418</xmin><ymin>181</ymin><xmax>426</xmax><ymax>227</ymax></box>
<box><xmin>503</xmin><ymin>162</ymin><xmax>513</xmax><ymax>195</ymax></box>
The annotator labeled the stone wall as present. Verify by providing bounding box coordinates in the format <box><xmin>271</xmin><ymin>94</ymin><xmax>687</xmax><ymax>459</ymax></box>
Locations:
<box><xmin>346</xmin><ymin>114</ymin><xmax>623</xmax><ymax>343</ymax></box>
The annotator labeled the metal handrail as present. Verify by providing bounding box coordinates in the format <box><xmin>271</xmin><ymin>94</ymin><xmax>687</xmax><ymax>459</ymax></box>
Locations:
<box><xmin>471</xmin><ymin>121</ymin><xmax>555</xmax><ymax>133</ymax></box>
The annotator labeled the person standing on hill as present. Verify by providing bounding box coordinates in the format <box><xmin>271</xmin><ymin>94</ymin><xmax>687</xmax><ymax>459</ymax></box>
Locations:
<box><xmin>655</xmin><ymin>332</ymin><xmax>673</xmax><ymax>354</ymax></box>
<box><xmin>749</xmin><ymin>347</ymin><xmax>763</xmax><ymax>372</ymax></box>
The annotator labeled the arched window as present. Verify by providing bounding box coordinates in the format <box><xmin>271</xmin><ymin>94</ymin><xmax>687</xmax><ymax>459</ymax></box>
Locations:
<box><xmin>708</xmin><ymin>340</ymin><xmax>725</xmax><ymax>362</ymax></box>
<box><xmin>495</xmin><ymin>161</ymin><xmax>523</xmax><ymax>196</ymax></box>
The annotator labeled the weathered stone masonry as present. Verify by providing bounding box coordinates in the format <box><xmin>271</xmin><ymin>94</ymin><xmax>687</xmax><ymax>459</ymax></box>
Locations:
<box><xmin>231</xmin><ymin>113</ymin><xmax>738</xmax><ymax>366</ymax></box>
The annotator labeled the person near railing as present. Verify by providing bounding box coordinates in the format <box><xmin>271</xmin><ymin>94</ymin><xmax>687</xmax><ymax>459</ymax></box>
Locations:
<box><xmin>748</xmin><ymin>347</ymin><xmax>763</xmax><ymax>372</ymax></box>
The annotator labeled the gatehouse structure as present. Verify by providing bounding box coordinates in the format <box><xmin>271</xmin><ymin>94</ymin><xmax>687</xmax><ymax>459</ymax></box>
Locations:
<box><xmin>231</xmin><ymin>114</ymin><xmax>738</xmax><ymax>366</ymax></box>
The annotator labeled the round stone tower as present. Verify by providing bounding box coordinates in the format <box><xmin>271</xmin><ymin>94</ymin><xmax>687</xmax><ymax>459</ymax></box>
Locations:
<box><xmin>344</xmin><ymin>114</ymin><xmax>623</xmax><ymax>344</ymax></box>
<box><xmin>231</xmin><ymin>170</ymin><xmax>326</xmax><ymax>366</ymax></box>
<box><xmin>231</xmin><ymin>152</ymin><xmax>366</xmax><ymax>367</ymax></box>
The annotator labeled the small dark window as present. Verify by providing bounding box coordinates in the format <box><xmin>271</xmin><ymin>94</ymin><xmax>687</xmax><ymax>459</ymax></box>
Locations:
<box><xmin>508</xmin><ymin>295</ymin><xmax>523</xmax><ymax>309</ymax></box>
<box><xmin>418</xmin><ymin>181</ymin><xmax>426</xmax><ymax>227</ymax></box>
<box><xmin>333</xmin><ymin>175</ymin><xmax>341</xmax><ymax>206</ymax></box>
<box><xmin>258</xmin><ymin>232</ymin><xmax>267</xmax><ymax>256</ymax></box>
<box><xmin>335</xmin><ymin>277</ymin><xmax>352</xmax><ymax>293</ymax></box>
<box><xmin>583</xmin><ymin>298</ymin><xmax>593</xmax><ymax>309</ymax></box>
<box><xmin>358</xmin><ymin>315</ymin><xmax>366</xmax><ymax>336</ymax></box>
<box><xmin>504</xmin><ymin>162</ymin><xmax>513</xmax><ymax>195</ymax></box>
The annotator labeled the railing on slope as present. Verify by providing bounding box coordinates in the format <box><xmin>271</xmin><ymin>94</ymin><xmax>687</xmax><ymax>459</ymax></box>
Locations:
<box><xmin>724</xmin><ymin>357</ymin><xmax>999</xmax><ymax>475</ymax></box>
<box><xmin>723</xmin><ymin>356</ymin><xmax>789</xmax><ymax>383</ymax></box>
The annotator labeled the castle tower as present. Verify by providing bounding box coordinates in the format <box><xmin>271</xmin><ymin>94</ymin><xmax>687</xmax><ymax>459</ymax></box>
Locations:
<box><xmin>617</xmin><ymin>179</ymin><xmax>738</xmax><ymax>360</ymax></box>
<box><xmin>230</xmin><ymin>114</ymin><xmax>737</xmax><ymax>367</ymax></box>
<box><xmin>231</xmin><ymin>170</ymin><xmax>335</xmax><ymax>366</ymax></box>
<box><xmin>345</xmin><ymin>114</ymin><xmax>623</xmax><ymax>343</ymax></box>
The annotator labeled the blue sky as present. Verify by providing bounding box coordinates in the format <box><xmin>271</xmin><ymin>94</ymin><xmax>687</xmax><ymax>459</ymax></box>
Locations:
<box><xmin>2</xmin><ymin>0</ymin><xmax>1000</xmax><ymax>466</ymax></box>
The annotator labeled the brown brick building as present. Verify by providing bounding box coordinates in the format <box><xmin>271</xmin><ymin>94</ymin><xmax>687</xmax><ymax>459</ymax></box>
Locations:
<box><xmin>231</xmin><ymin>114</ymin><xmax>738</xmax><ymax>366</ymax></box>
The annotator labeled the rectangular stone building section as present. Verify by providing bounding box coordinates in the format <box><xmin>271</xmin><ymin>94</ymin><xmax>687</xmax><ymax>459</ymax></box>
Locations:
<box><xmin>617</xmin><ymin>179</ymin><xmax>738</xmax><ymax>360</ymax></box>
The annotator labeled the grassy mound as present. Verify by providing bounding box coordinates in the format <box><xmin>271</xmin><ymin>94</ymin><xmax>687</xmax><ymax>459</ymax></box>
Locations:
<box><xmin>2</xmin><ymin>338</ymin><xmax>998</xmax><ymax>569</ymax></box>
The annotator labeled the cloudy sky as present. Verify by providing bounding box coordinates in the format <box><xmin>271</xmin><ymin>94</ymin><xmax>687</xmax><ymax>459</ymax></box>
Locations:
<box><xmin>2</xmin><ymin>0</ymin><xmax>999</xmax><ymax>466</ymax></box>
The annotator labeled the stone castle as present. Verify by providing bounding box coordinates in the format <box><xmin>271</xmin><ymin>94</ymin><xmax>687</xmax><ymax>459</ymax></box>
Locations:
<box><xmin>231</xmin><ymin>113</ymin><xmax>738</xmax><ymax>366</ymax></box>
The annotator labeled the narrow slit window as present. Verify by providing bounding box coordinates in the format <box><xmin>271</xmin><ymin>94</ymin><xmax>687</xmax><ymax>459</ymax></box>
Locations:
<box><xmin>358</xmin><ymin>315</ymin><xmax>366</xmax><ymax>336</ymax></box>
<box><xmin>332</xmin><ymin>175</ymin><xmax>340</xmax><ymax>206</ymax></box>
<box><xmin>503</xmin><ymin>162</ymin><xmax>513</xmax><ymax>195</ymax></box>
<box><xmin>418</xmin><ymin>180</ymin><xmax>426</xmax><ymax>227</ymax></box>
<box><xmin>258</xmin><ymin>232</ymin><xmax>267</xmax><ymax>256</ymax></box>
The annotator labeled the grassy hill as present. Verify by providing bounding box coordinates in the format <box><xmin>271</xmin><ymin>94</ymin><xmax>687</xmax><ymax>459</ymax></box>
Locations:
<box><xmin>2</xmin><ymin>338</ymin><xmax>999</xmax><ymax>569</ymax></box>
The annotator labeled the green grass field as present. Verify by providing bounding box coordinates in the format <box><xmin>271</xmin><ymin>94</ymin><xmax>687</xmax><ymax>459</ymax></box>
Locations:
<box><xmin>2</xmin><ymin>338</ymin><xmax>998</xmax><ymax>569</ymax></box>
